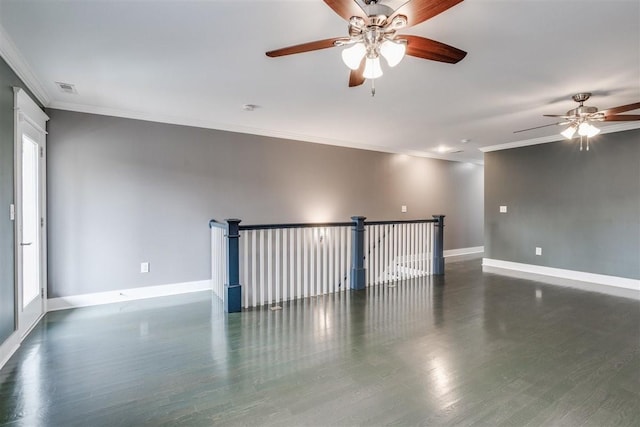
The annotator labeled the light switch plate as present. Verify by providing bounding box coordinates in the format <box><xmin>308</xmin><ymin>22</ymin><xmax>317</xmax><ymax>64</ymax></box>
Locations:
<box><xmin>535</xmin><ymin>247</ymin><xmax>542</xmax><ymax>256</ymax></box>
<box><xmin>141</xmin><ymin>262</ymin><xmax>150</xmax><ymax>273</ymax></box>
<box><xmin>500</xmin><ymin>205</ymin><xmax>507</xmax><ymax>213</ymax></box>
<box><xmin>401</xmin><ymin>205</ymin><xmax>407</xmax><ymax>213</ymax></box>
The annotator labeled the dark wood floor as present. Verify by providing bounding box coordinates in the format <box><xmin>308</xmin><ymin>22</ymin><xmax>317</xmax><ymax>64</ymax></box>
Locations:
<box><xmin>1</xmin><ymin>259</ymin><xmax>638</xmax><ymax>426</ymax></box>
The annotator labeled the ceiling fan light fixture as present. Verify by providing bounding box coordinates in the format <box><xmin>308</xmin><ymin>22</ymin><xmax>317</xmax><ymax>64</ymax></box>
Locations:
<box><xmin>561</xmin><ymin>125</ymin><xmax>577</xmax><ymax>139</ymax></box>
<box><xmin>341</xmin><ymin>43</ymin><xmax>366</xmax><ymax>70</ymax></box>
<box><xmin>578</xmin><ymin>122</ymin><xmax>600</xmax><ymax>138</ymax></box>
<box><xmin>589</xmin><ymin>125</ymin><xmax>602</xmax><ymax>137</ymax></box>
<box><xmin>363</xmin><ymin>56</ymin><xmax>383</xmax><ymax>79</ymax></box>
<box><xmin>379</xmin><ymin>39</ymin><xmax>406</xmax><ymax>67</ymax></box>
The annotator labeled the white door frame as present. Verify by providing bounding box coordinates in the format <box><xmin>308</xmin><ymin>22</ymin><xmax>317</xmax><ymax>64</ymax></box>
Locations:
<box><xmin>14</xmin><ymin>87</ymin><xmax>49</xmax><ymax>338</ymax></box>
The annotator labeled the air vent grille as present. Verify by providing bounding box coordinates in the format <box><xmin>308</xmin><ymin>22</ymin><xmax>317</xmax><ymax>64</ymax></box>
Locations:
<box><xmin>55</xmin><ymin>81</ymin><xmax>77</xmax><ymax>94</ymax></box>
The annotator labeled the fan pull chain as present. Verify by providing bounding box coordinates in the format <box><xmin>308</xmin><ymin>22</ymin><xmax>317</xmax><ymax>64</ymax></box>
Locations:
<box><xmin>371</xmin><ymin>79</ymin><xmax>376</xmax><ymax>97</ymax></box>
<box><xmin>580</xmin><ymin>136</ymin><xmax>583</xmax><ymax>151</ymax></box>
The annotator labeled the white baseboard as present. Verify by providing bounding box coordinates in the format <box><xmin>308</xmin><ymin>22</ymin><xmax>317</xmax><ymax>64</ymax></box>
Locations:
<box><xmin>0</xmin><ymin>332</ymin><xmax>20</xmax><ymax>371</ymax></box>
<box><xmin>47</xmin><ymin>280</ymin><xmax>212</xmax><ymax>311</ymax></box>
<box><xmin>483</xmin><ymin>258</ymin><xmax>640</xmax><ymax>298</ymax></box>
<box><xmin>444</xmin><ymin>246</ymin><xmax>484</xmax><ymax>259</ymax></box>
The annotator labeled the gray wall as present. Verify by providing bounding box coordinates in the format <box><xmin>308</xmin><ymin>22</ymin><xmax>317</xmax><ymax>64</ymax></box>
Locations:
<box><xmin>47</xmin><ymin>109</ymin><xmax>484</xmax><ymax>298</ymax></box>
<box><xmin>0</xmin><ymin>57</ymin><xmax>43</xmax><ymax>345</ymax></box>
<box><xmin>484</xmin><ymin>129</ymin><xmax>640</xmax><ymax>279</ymax></box>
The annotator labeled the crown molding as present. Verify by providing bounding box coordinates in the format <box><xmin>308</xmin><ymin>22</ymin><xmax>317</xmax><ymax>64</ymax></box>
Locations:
<box><xmin>0</xmin><ymin>23</ymin><xmax>50</xmax><ymax>106</ymax></box>
<box><xmin>480</xmin><ymin>122</ymin><xmax>640</xmax><ymax>153</ymax></box>
<box><xmin>49</xmin><ymin>100</ymin><xmax>484</xmax><ymax>165</ymax></box>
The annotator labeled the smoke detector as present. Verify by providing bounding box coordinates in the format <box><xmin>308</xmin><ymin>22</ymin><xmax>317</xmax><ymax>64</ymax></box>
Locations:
<box><xmin>55</xmin><ymin>82</ymin><xmax>77</xmax><ymax>94</ymax></box>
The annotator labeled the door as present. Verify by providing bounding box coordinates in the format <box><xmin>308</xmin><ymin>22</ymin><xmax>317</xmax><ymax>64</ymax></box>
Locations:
<box><xmin>16</xmin><ymin>119</ymin><xmax>46</xmax><ymax>338</ymax></box>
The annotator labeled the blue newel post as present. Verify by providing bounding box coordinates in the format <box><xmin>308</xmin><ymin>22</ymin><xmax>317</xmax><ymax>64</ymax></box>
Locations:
<box><xmin>350</xmin><ymin>216</ymin><xmax>367</xmax><ymax>290</ymax></box>
<box><xmin>225</xmin><ymin>219</ymin><xmax>242</xmax><ymax>313</ymax></box>
<box><xmin>432</xmin><ymin>215</ymin><xmax>445</xmax><ymax>275</ymax></box>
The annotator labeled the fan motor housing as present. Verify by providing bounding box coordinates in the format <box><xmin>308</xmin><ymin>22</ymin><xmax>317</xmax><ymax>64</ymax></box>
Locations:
<box><xmin>568</xmin><ymin>105</ymin><xmax>598</xmax><ymax>116</ymax></box>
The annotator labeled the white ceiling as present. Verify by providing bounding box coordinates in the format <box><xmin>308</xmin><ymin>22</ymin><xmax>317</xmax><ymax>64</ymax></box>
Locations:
<box><xmin>1</xmin><ymin>0</ymin><xmax>639</xmax><ymax>162</ymax></box>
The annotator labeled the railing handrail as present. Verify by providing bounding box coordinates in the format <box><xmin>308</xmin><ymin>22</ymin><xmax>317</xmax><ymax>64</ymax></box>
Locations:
<box><xmin>212</xmin><ymin>218</ymin><xmax>439</xmax><ymax>231</ymax></box>
<box><xmin>364</xmin><ymin>219</ymin><xmax>438</xmax><ymax>226</ymax></box>
<box><xmin>238</xmin><ymin>221</ymin><xmax>352</xmax><ymax>231</ymax></box>
<box><xmin>209</xmin><ymin>219</ymin><xmax>228</xmax><ymax>230</ymax></box>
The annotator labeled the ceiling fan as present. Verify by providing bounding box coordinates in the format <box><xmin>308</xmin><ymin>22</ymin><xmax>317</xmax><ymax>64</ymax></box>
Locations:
<box><xmin>515</xmin><ymin>93</ymin><xmax>640</xmax><ymax>150</ymax></box>
<box><xmin>265</xmin><ymin>0</ymin><xmax>467</xmax><ymax>92</ymax></box>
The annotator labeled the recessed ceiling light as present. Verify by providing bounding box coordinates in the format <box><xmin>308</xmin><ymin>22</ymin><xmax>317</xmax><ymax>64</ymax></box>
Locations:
<box><xmin>242</xmin><ymin>104</ymin><xmax>258</xmax><ymax>111</ymax></box>
<box><xmin>460</xmin><ymin>138</ymin><xmax>471</xmax><ymax>144</ymax></box>
<box><xmin>55</xmin><ymin>81</ymin><xmax>77</xmax><ymax>94</ymax></box>
<box><xmin>434</xmin><ymin>145</ymin><xmax>463</xmax><ymax>154</ymax></box>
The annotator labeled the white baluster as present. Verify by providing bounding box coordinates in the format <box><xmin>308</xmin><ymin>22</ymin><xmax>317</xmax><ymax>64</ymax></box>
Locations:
<box><xmin>275</xmin><ymin>228</ymin><xmax>280</xmax><ymax>305</ymax></box>
<box><xmin>303</xmin><ymin>228</ymin><xmax>309</xmax><ymax>298</ymax></box>
<box><xmin>330</xmin><ymin>227</ymin><xmax>335</xmax><ymax>292</ymax></box>
<box><xmin>429</xmin><ymin>223</ymin><xmax>434</xmax><ymax>275</ymax></box>
<box><xmin>251</xmin><ymin>231</ymin><xmax>257</xmax><ymax>307</ymax></box>
<box><xmin>393</xmin><ymin>224</ymin><xmax>400</xmax><ymax>280</ymax></box>
<box><xmin>243</xmin><ymin>230</ymin><xmax>249</xmax><ymax>308</ymax></box>
<box><xmin>268</xmin><ymin>229</ymin><xmax>273</xmax><ymax>305</ymax></box>
<box><xmin>346</xmin><ymin>226</ymin><xmax>352</xmax><ymax>289</ymax></box>
<box><xmin>322</xmin><ymin>228</ymin><xmax>328</xmax><ymax>295</ymax></box>
<box><xmin>335</xmin><ymin>228</ymin><xmax>341</xmax><ymax>292</ymax></box>
<box><xmin>260</xmin><ymin>230</ymin><xmax>266</xmax><ymax>306</ymax></box>
<box><xmin>340</xmin><ymin>227</ymin><xmax>345</xmax><ymax>291</ymax></box>
<box><xmin>296</xmin><ymin>228</ymin><xmax>302</xmax><ymax>299</ymax></box>
<box><xmin>413</xmin><ymin>224</ymin><xmax>417</xmax><ymax>277</ymax></box>
<box><xmin>290</xmin><ymin>229</ymin><xmax>295</xmax><ymax>300</ymax></box>
<box><xmin>282</xmin><ymin>228</ymin><xmax>287</xmax><ymax>302</ymax></box>
<box><xmin>372</xmin><ymin>225</ymin><xmax>377</xmax><ymax>285</ymax></box>
<box><xmin>419</xmin><ymin>223</ymin><xmax>423</xmax><ymax>276</ymax></box>
<box><xmin>310</xmin><ymin>227</ymin><xmax>316</xmax><ymax>296</ymax></box>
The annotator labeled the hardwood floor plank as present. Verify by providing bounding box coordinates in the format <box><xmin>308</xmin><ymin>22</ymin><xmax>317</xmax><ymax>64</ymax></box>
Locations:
<box><xmin>1</xmin><ymin>260</ymin><xmax>638</xmax><ymax>426</ymax></box>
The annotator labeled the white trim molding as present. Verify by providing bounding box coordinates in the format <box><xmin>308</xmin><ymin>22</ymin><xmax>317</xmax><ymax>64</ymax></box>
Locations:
<box><xmin>0</xmin><ymin>24</ymin><xmax>50</xmax><ymax>106</ymax></box>
<box><xmin>0</xmin><ymin>332</ymin><xmax>20</xmax><ymax>371</ymax></box>
<box><xmin>480</xmin><ymin>122</ymin><xmax>640</xmax><ymax>153</ymax></box>
<box><xmin>14</xmin><ymin>87</ymin><xmax>49</xmax><ymax>130</ymax></box>
<box><xmin>483</xmin><ymin>258</ymin><xmax>640</xmax><ymax>297</ymax></box>
<box><xmin>444</xmin><ymin>246</ymin><xmax>484</xmax><ymax>260</ymax></box>
<box><xmin>47</xmin><ymin>280</ymin><xmax>212</xmax><ymax>311</ymax></box>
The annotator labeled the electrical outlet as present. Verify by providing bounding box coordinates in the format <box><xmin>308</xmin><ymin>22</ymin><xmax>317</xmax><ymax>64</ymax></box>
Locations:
<box><xmin>535</xmin><ymin>247</ymin><xmax>542</xmax><ymax>256</ymax></box>
<box><xmin>140</xmin><ymin>262</ymin><xmax>150</xmax><ymax>273</ymax></box>
<box><xmin>500</xmin><ymin>205</ymin><xmax>507</xmax><ymax>213</ymax></box>
<box><xmin>401</xmin><ymin>205</ymin><xmax>407</xmax><ymax>213</ymax></box>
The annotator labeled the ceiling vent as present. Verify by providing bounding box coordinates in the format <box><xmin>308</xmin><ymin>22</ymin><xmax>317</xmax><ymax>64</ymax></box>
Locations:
<box><xmin>55</xmin><ymin>82</ymin><xmax>77</xmax><ymax>94</ymax></box>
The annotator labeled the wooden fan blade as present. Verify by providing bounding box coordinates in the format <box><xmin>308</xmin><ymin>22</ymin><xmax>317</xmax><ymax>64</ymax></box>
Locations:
<box><xmin>349</xmin><ymin>58</ymin><xmax>366</xmax><ymax>87</ymax></box>
<box><xmin>266</xmin><ymin>37</ymin><xmax>346</xmax><ymax>57</ymax></box>
<box><xmin>543</xmin><ymin>114</ymin><xmax>571</xmax><ymax>118</ymax></box>
<box><xmin>390</xmin><ymin>0</ymin><xmax>464</xmax><ymax>28</ymax></box>
<box><xmin>400</xmin><ymin>35</ymin><xmax>466</xmax><ymax>63</ymax></box>
<box><xmin>323</xmin><ymin>0</ymin><xmax>367</xmax><ymax>21</ymax></box>
<box><xmin>602</xmin><ymin>114</ymin><xmax>640</xmax><ymax>121</ymax></box>
<box><xmin>514</xmin><ymin>122</ymin><xmax>568</xmax><ymax>133</ymax></box>
<box><xmin>599</xmin><ymin>102</ymin><xmax>640</xmax><ymax>116</ymax></box>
